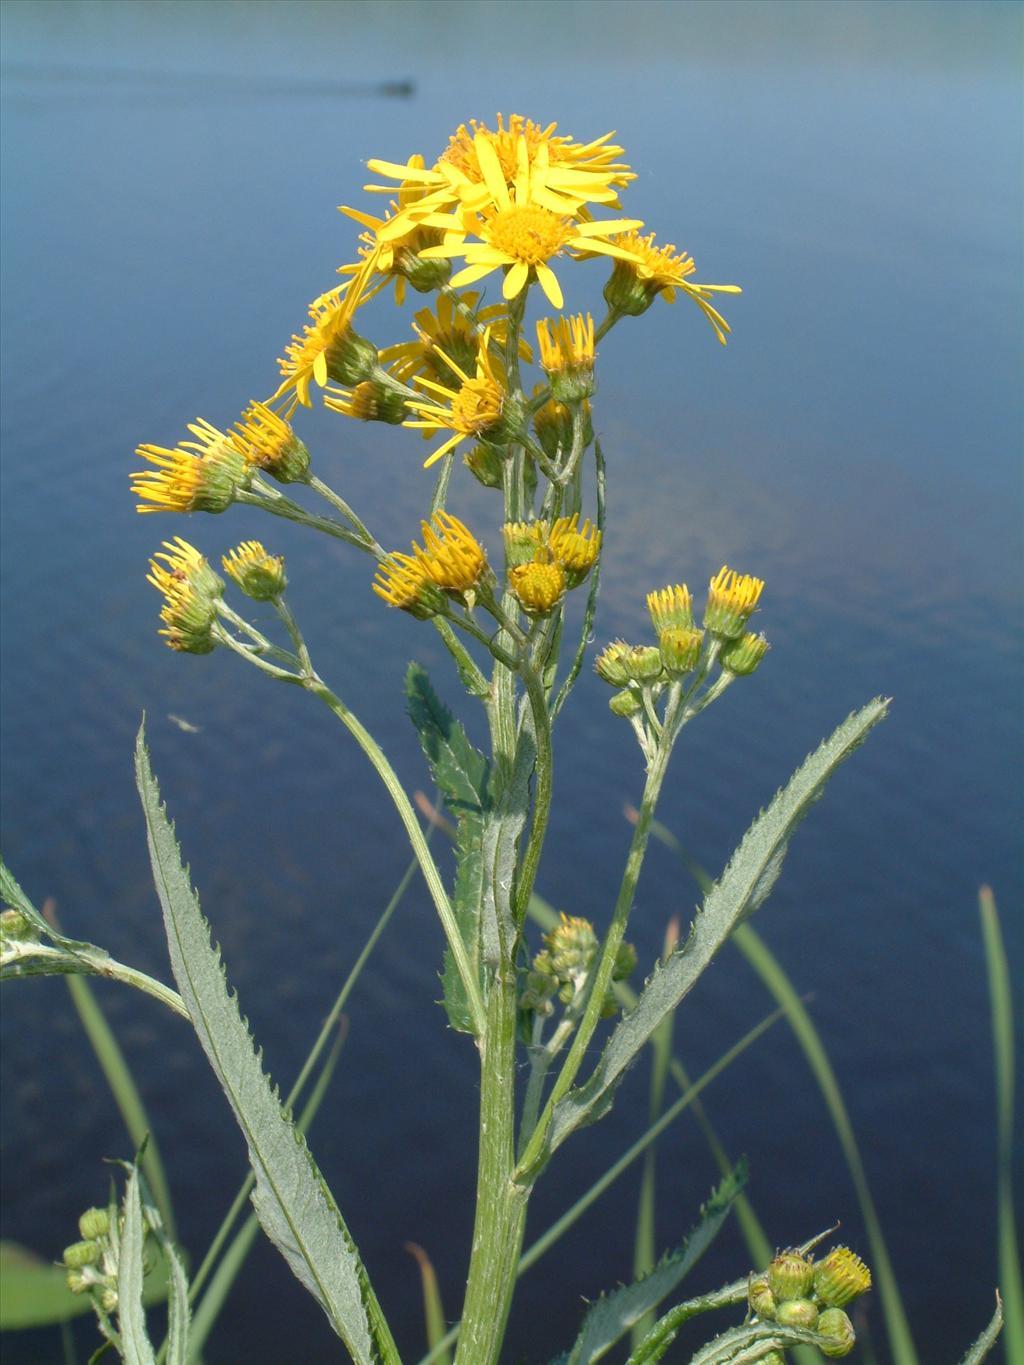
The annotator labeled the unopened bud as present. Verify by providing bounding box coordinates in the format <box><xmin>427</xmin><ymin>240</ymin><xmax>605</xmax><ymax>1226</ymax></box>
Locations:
<box><xmin>63</xmin><ymin>1240</ymin><xmax>102</xmax><ymax>1269</ymax></box>
<box><xmin>595</xmin><ymin>640</ymin><xmax>633</xmax><ymax>687</ymax></box>
<box><xmin>659</xmin><ymin>627</ymin><xmax>703</xmax><ymax>676</ymax></box>
<box><xmin>609</xmin><ymin>689</ymin><xmax>643</xmax><ymax>718</ymax></box>
<box><xmin>0</xmin><ymin>908</ymin><xmax>35</xmax><ymax>942</ymax></box>
<box><xmin>623</xmin><ymin>645</ymin><xmax>663</xmax><ymax>685</ymax></box>
<box><xmin>222</xmin><ymin>542</ymin><xmax>287</xmax><ymax>601</ymax></box>
<box><xmin>78</xmin><ymin>1207</ymin><xmax>110</xmax><ymax>1240</ymax></box>
<box><xmin>768</xmin><ymin>1250</ymin><xmax>815</xmax><ymax>1302</ymax></box>
<box><xmin>721</xmin><ymin>631</ymin><xmax>769</xmax><ymax>676</ymax></box>
<box><xmin>748</xmin><ymin>1276</ymin><xmax>776</xmax><ymax>1320</ymax></box>
<box><xmin>776</xmin><ymin>1298</ymin><xmax>818</xmax><ymax>1329</ymax></box>
<box><xmin>465</xmin><ymin>443</ymin><xmax>505</xmax><ymax>488</ymax></box>
<box><xmin>817</xmin><ymin>1307</ymin><xmax>856</xmax><ymax>1357</ymax></box>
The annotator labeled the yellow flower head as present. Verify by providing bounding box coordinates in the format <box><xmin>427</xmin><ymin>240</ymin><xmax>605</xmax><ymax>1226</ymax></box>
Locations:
<box><xmin>232</xmin><ymin>402</ymin><xmax>310</xmax><ymax>483</ymax></box>
<box><xmin>271</xmin><ymin>250</ymin><xmax>381</xmax><ymax>416</ymax></box>
<box><xmin>222</xmin><ymin>541</ymin><xmax>286</xmax><ymax>601</ymax></box>
<box><xmin>549</xmin><ymin>514</ymin><xmax>601</xmax><ymax>586</ymax></box>
<box><xmin>363</xmin><ymin>117</ymin><xmax>635</xmax><ymax>237</ymax></box>
<box><xmin>132</xmin><ymin>419</ymin><xmax>248</xmax><ymax>515</ymax></box>
<box><xmin>509</xmin><ymin>553</ymin><xmax>566</xmax><ymax>616</ymax></box>
<box><xmin>339</xmin><ymin>155</ymin><xmax>452</xmax><ymax>304</ymax></box>
<box><xmin>403</xmin><ymin>327</ymin><xmax>511</xmax><ymax>467</ymax></box>
<box><xmin>536</xmin><ymin>313</ymin><xmax>595</xmax><ymax>373</ymax></box>
<box><xmin>373</xmin><ymin>551</ymin><xmax>443</xmax><ymax>619</ymax></box>
<box><xmin>704</xmin><ymin>565</ymin><xmax>764</xmax><ymax>638</ymax></box>
<box><xmin>147</xmin><ymin>537</ymin><xmax>223</xmax><ymax>653</ymax></box>
<box><xmin>603</xmin><ymin>229</ymin><xmax>742</xmax><ymax>344</ymax></box>
<box><xmin>380</xmin><ymin>292</ymin><xmax>528</xmax><ymax>390</ymax></box>
<box><xmin>413</xmin><ymin>512</ymin><xmax>488</xmax><ymax>593</ymax></box>
<box><xmin>647</xmin><ymin>583</ymin><xmax>693</xmax><ymax>634</ymax></box>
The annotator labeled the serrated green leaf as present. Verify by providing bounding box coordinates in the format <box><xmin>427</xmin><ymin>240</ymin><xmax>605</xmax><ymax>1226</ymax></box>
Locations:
<box><xmin>565</xmin><ymin>1167</ymin><xmax>744</xmax><ymax>1364</ymax></box>
<box><xmin>162</xmin><ymin>1239</ymin><xmax>190</xmax><ymax>1365</ymax></box>
<box><xmin>118</xmin><ymin>1163</ymin><xmax>157</xmax><ymax>1365</ymax></box>
<box><xmin>547</xmin><ymin>698</ymin><xmax>889</xmax><ymax>1155</ymax></box>
<box><xmin>407</xmin><ymin>663</ymin><xmax>496</xmax><ymax>1032</ymax></box>
<box><xmin>134</xmin><ymin>726</ymin><xmax>389</xmax><ymax>1364</ymax></box>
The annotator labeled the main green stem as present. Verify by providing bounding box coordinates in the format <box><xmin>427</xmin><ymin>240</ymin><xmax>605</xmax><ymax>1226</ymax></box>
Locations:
<box><xmin>454</xmin><ymin>966</ymin><xmax>530</xmax><ymax>1365</ymax></box>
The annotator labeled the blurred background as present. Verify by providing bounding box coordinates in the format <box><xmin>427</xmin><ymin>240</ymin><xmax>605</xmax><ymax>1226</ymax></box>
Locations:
<box><xmin>1</xmin><ymin>1</ymin><xmax>1021</xmax><ymax>1360</ymax></box>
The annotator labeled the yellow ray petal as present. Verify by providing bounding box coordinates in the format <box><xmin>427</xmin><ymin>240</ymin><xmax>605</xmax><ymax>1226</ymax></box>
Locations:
<box><xmin>535</xmin><ymin>262</ymin><xmax>564</xmax><ymax>309</ymax></box>
<box><xmin>474</xmin><ymin>131</ymin><xmax>511</xmax><ymax>213</ymax></box>
<box><xmin>503</xmin><ymin>261</ymin><xmax>530</xmax><ymax>299</ymax></box>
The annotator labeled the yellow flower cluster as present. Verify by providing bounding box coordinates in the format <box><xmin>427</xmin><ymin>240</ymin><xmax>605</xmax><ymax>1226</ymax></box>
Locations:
<box><xmin>374</xmin><ymin>512</ymin><xmax>488</xmax><ymax>616</ymax></box>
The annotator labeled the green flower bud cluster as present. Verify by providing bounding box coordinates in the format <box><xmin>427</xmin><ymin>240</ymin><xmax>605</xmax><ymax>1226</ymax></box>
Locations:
<box><xmin>63</xmin><ymin>1206</ymin><xmax>119</xmax><ymax>1310</ymax></box>
<box><xmin>520</xmin><ymin>914</ymin><xmax>636</xmax><ymax>1020</ymax></box>
<box><xmin>747</xmin><ymin>1246</ymin><xmax>871</xmax><ymax>1359</ymax></box>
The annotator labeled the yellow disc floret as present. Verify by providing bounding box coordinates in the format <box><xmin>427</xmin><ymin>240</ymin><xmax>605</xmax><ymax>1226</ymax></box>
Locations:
<box><xmin>509</xmin><ymin>554</ymin><xmax>566</xmax><ymax>615</ymax></box>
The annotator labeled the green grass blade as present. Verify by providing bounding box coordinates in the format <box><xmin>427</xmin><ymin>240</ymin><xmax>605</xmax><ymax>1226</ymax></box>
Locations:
<box><xmin>630</xmin><ymin>917</ymin><xmax>680</xmax><ymax>1351</ymax></box>
<box><xmin>979</xmin><ymin>887</ymin><xmax>1023</xmax><ymax>1362</ymax></box>
<box><xmin>640</xmin><ymin>815</ymin><xmax>918</xmax><ymax>1365</ymax></box>
<box><xmin>63</xmin><ymin>968</ymin><xmax>177</xmax><ymax>1243</ymax></box>
<box><xmin>730</xmin><ymin>921</ymin><xmax>918</xmax><ymax>1365</ymax></box>
<box><xmin>406</xmin><ymin>1243</ymin><xmax>451</xmax><ymax>1365</ymax></box>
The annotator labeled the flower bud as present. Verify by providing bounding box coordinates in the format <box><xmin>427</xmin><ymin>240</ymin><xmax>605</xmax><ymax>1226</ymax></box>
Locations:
<box><xmin>623</xmin><ymin>645</ymin><xmax>664</xmax><ymax>685</ymax></box>
<box><xmin>768</xmin><ymin>1250</ymin><xmax>815</xmax><ymax>1302</ymax></box>
<box><xmin>817</xmin><ymin>1307</ymin><xmax>856</xmax><ymax>1357</ymax></box>
<box><xmin>704</xmin><ymin>565</ymin><xmax>764</xmax><ymax>639</ymax></box>
<box><xmin>549</xmin><ymin>515</ymin><xmax>601</xmax><ymax>588</ymax></box>
<box><xmin>465</xmin><ymin>443</ymin><xmax>506</xmax><ymax>488</ymax></box>
<box><xmin>325</xmin><ymin>328</ymin><xmax>379</xmax><ymax>387</ymax></box>
<box><xmin>595</xmin><ymin>640</ymin><xmax>632</xmax><ymax>687</ymax></box>
<box><xmin>222</xmin><ymin>542</ymin><xmax>286</xmax><ymax>601</ymax></box>
<box><xmin>373</xmin><ymin>552</ymin><xmax>445</xmax><ymax>620</ymax></box>
<box><xmin>604</xmin><ymin>257</ymin><xmax>658</xmax><ymax>317</ymax></box>
<box><xmin>99</xmin><ymin>1286</ymin><xmax>119</xmax><ymax>1314</ymax></box>
<box><xmin>232</xmin><ymin>402</ymin><xmax>311</xmax><ymax>482</ymax></box>
<box><xmin>813</xmin><ymin>1247</ymin><xmax>872</xmax><ymax>1308</ymax></box>
<box><xmin>63</xmin><ymin>1240</ymin><xmax>102</xmax><ymax>1269</ymax></box>
<box><xmin>659</xmin><ymin>627</ymin><xmax>703</xmax><ymax>676</ymax></box>
<box><xmin>748</xmin><ymin>1277</ymin><xmax>776</xmax><ymax>1321</ymax></box>
<box><xmin>536</xmin><ymin>314</ymin><xmax>596</xmax><ymax>403</ymax></box>
<box><xmin>776</xmin><ymin>1297</ymin><xmax>818</xmax><ymax>1329</ymax></box>
<box><xmin>503</xmin><ymin>520</ymin><xmax>548</xmax><ymax>569</ymax></box>
<box><xmin>609</xmin><ymin>689</ymin><xmax>643</xmax><ymax>718</ymax></box>
<box><xmin>147</xmin><ymin>539</ymin><xmax>224</xmax><ymax>655</ymax></box>
<box><xmin>0</xmin><ymin>908</ymin><xmax>35</xmax><ymax>942</ymax></box>
<box><xmin>78</xmin><ymin>1207</ymin><xmax>110</xmax><ymax>1240</ymax></box>
<box><xmin>647</xmin><ymin>583</ymin><xmax>693</xmax><ymax>634</ymax></box>
<box><xmin>533</xmin><ymin>395</ymin><xmax>575</xmax><ymax>460</ymax></box>
<box><xmin>65</xmin><ymin>1269</ymin><xmax>91</xmax><ymax>1295</ymax></box>
<box><xmin>325</xmin><ymin>379</ymin><xmax>408</xmax><ymax>425</ymax></box>
<box><xmin>721</xmin><ymin>631</ymin><xmax>769</xmax><ymax>676</ymax></box>
<box><xmin>392</xmin><ymin>244</ymin><xmax>451</xmax><ymax>294</ymax></box>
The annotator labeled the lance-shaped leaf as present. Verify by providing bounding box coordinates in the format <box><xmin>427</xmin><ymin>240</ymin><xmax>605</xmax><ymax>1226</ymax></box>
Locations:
<box><xmin>118</xmin><ymin>1162</ymin><xmax>157</xmax><ymax>1365</ymax></box>
<box><xmin>407</xmin><ymin>663</ymin><xmax>495</xmax><ymax>1031</ymax></box>
<box><xmin>546</xmin><ymin>698</ymin><xmax>889</xmax><ymax>1156</ymax></box>
<box><xmin>563</xmin><ymin>1165</ymin><xmax>745</xmax><ymax>1364</ymax></box>
<box><xmin>134</xmin><ymin>726</ymin><xmax>386</xmax><ymax>1365</ymax></box>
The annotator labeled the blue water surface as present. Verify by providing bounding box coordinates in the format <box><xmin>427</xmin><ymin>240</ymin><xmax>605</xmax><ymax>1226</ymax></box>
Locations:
<box><xmin>1</xmin><ymin>2</ymin><xmax>1021</xmax><ymax>1361</ymax></box>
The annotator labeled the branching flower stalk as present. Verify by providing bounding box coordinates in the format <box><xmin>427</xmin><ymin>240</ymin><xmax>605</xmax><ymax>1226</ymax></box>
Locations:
<box><xmin>8</xmin><ymin>110</ymin><xmax>1000</xmax><ymax>1365</ymax></box>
